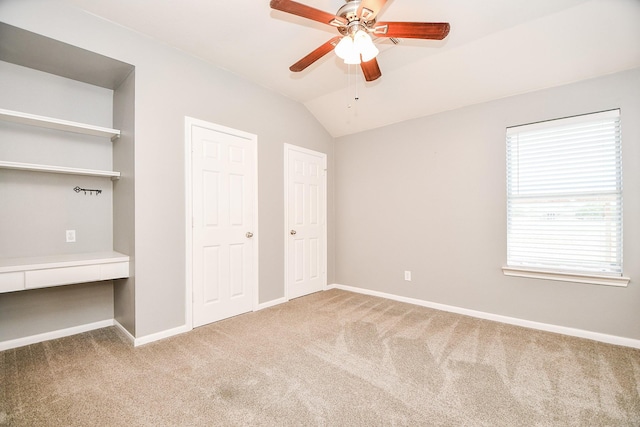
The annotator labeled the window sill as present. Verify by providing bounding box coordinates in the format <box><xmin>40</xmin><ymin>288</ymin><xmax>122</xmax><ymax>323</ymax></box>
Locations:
<box><xmin>502</xmin><ymin>267</ymin><xmax>630</xmax><ymax>287</ymax></box>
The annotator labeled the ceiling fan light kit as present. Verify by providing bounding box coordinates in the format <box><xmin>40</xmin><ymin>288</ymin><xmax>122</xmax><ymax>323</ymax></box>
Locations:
<box><xmin>270</xmin><ymin>0</ymin><xmax>450</xmax><ymax>82</ymax></box>
<box><xmin>335</xmin><ymin>30</ymin><xmax>379</xmax><ymax>65</ymax></box>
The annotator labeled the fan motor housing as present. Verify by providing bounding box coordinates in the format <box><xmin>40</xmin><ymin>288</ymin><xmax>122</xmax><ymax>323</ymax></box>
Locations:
<box><xmin>336</xmin><ymin>0</ymin><xmax>375</xmax><ymax>36</ymax></box>
<box><xmin>337</xmin><ymin>0</ymin><xmax>360</xmax><ymax>22</ymax></box>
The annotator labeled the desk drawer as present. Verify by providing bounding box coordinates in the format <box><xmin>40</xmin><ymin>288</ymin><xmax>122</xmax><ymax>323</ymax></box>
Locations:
<box><xmin>100</xmin><ymin>262</ymin><xmax>129</xmax><ymax>280</ymax></box>
<box><xmin>26</xmin><ymin>265</ymin><xmax>100</xmax><ymax>289</ymax></box>
<box><xmin>0</xmin><ymin>272</ymin><xmax>25</xmax><ymax>293</ymax></box>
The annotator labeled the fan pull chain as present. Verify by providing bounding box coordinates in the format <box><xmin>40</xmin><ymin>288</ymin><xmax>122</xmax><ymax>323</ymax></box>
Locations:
<box><xmin>346</xmin><ymin>64</ymin><xmax>360</xmax><ymax>109</ymax></box>
<box><xmin>347</xmin><ymin>64</ymin><xmax>353</xmax><ymax>109</ymax></box>
<box><xmin>354</xmin><ymin>66</ymin><xmax>359</xmax><ymax>103</ymax></box>
<box><xmin>346</xmin><ymin>64</ymin><xmax>350</xmax><ymax>108</ymax></box>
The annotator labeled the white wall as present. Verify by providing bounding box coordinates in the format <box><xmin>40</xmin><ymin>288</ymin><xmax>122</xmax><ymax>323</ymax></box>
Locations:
<box><xmin>113</xmin><ymin>69</ymin><xmax>136</xmax><ymax>335</ymax></box>
<box><xmin>0</xmin><ymin>60</ymin><xmax>118</xmax><ymax>342</ymax></box>
<box><xmin>0</xmin><ymin>61</ymin><xmax>114</xmax><ymax>258</ymax></box>
<box><xmin>0</xmin><ymin>0</ymin><xmax>335</xmax><ymax>339</ymax></box>
<box><xmin>0</xmin><ymin>283</ymin><xmax>113</xmax><ymax>341</ymax></box>
<box><xmin>334</xmin><ymin>68</ymin><xmax>640</xmax><ymax>341</ymax></box>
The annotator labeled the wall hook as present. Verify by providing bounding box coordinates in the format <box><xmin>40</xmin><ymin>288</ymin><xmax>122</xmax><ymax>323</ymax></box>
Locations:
<box><xmin>74</xmin><ymin>186</ymin><xmax>102</xmax><ymax>195</ymax></box>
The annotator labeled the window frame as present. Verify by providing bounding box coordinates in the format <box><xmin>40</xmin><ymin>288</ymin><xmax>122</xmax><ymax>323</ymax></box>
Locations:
<box><xmin>503</xmin><ymin>110</ymin><xmax>629</xmax><ymax>287</ymax></box>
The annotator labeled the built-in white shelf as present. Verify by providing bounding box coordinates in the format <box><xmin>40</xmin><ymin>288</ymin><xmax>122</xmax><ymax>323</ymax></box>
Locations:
<box><xmin>0</xmin><ymin>160</ymin><xmax>120</xmax><ymax>179</ymax></box>
<box><xmin>0</xmin><ymin>108</ymin><xmax>121</xmax><ymax>141</ymax></box>
<box><xmin>0</xmin><ymin>251</ymin><xmax>130</xmax><ymax>293</ymax></box>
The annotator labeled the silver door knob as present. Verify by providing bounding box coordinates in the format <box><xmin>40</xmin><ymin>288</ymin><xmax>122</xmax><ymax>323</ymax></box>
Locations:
<box><xmin>246</xmin><ymin>232</ymin><xmax>253</xmax><ymax>238</ymax></box>
<box><xmin>290</xmin><ymin>230</ymin><xmax>297</xmax><ymax>235</ymax></box>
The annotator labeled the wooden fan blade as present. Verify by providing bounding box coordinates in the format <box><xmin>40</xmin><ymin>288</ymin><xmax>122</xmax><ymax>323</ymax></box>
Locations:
<box><xmin>360</xmin><ymin>57</ymin><xmax>382</xmax><ymax>82</ymax></box>
<box><xmin>357</xmin><ymin>0</ymin><xmax>387</xmax><ymax>22</ymax></box>
<box><xmin>373</xmin><ymin>22</ymin><xmax>450</xmax><ymax>40</ymax></box>
<box><xmin>290</xmin><ymin>36</ymin><xmax>342</xmax><ymax>72</ymax></box>
<box><xmin>270</xmin><ymin>0</ymin><xmax>347</xmax><ymax>27</ymax></box>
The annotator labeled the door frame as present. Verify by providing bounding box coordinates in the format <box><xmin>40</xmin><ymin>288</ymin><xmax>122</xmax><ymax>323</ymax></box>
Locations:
<box><xmin>283</xmin><ymin>143</ymin><xmax>327</xmax><ymax>301</ymax></box>
<box><xmin>185</xmin><ymin>116</ymin><xmax>259</xmax><ymax>331</ymax></box>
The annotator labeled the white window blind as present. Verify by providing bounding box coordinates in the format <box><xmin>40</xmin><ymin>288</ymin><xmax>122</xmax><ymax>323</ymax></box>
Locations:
<box><xmin>506</xmin><ymin>109</ymin><xmax>622</xmax><ymax>276</ymax></box>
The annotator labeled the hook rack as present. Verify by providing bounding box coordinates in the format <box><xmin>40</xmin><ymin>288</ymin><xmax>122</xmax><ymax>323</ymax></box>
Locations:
<box><xmin>74</xmin><ymin>186</ymin><xmax>102</xmax><ymax>195</ymax></box>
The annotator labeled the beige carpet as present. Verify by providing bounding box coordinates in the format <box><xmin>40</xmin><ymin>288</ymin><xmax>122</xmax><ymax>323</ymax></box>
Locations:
<box><xmin>1</xmin><ymin>289</ymin><xmax>639</xmax><ymax>426</ymax></box>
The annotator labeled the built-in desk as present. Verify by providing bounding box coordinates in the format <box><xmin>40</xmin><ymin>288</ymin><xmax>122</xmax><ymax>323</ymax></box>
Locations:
<box><xmin>0</xmin><ymin>251</ymin><xmax>129</xmax><ymax>293</ymax></box>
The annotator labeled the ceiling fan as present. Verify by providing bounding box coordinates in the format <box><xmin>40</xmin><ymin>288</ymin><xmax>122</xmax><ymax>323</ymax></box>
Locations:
<box><xmin>270</xmin><ymin>0</ymin><xmax>450</xmax><ymax>82</ymax></box>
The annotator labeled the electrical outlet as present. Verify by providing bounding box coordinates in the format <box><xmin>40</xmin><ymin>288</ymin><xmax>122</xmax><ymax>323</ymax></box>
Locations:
<box><xmin>404</xmin><ymin>270</ymin><xmax>412</xmax><ymax>281</ymax></box>
<box><xmin>66</xmin><ymin>230</ymin><xmax>76</xmax><ymax>243</ymax></box>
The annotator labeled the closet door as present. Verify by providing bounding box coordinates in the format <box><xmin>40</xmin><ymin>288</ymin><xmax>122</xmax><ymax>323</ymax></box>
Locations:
<box><xmin>191</xmin><ymin>120</ymin><xmax>257</xmax><ymax>327</ymax></box>
<box><xmin>285</xmin><ymin>144</ymin><xmax>327</xmax><ymax>300</ymax></box>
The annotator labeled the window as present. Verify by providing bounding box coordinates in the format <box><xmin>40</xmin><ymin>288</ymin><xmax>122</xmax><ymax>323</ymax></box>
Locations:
<box><xmin>505</xmin><ymin>110</ymin><xmax>627</xmax><ymax>285</ymax></box>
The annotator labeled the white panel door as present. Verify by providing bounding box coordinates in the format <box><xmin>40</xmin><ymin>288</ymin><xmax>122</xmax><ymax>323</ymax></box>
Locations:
<box><xmin>285</xmin><ymin>144</ymin><xmax>326</xmax><ymax>300</ymax></box>
<box><xmin>192</xmin><ymin>123</ymin><xmax>256</xmax><ymax>327</ymax></box>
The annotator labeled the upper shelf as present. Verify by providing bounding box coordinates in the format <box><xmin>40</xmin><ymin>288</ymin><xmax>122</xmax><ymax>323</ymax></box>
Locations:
<box><xmin>0</xmin><ymin>161</ymin><xmax>120</xmax><ymax>179</ymax></box>
<box><xmin>0</xmin><ymin>108</ymin><xmax>121</xmax><ymax>141</ymax></box>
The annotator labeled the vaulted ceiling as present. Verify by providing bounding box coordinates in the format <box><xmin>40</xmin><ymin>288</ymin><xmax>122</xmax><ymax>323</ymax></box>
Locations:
<box><xmin>68</xmin><ymin>0</ymin><xmax>640</xmax><ymax>137</ymax></box>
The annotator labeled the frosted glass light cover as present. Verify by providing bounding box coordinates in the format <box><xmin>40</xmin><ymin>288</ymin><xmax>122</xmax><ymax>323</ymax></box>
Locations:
<box><xmin>353</xmin><ymin>30</ymin><xmax>378</xmax><ymax>62</ymax></box>
<box><xmin>335</xmin><ymin>36</ymin><xmax>354</xmax><ymax>60</ymax></box>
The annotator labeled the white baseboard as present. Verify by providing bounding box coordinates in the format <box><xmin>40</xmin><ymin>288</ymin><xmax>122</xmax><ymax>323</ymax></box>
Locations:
<box><xmin>255</xmin><ymin>297</ymin><xmax>288</xmax><ymax>311</ymax></box>
<box><xmin>134</xmin><ymin>296</ymin><xmax>292</xmax><ymax>346</ymax></box>
<box><xmin>0</xmin><ymin>319</ymin><xmax>115</xmax><ymax>352</ymax></box>
<box><xmin>133</xmin><ymin>323</ymin><xmax>191</xmax><ymax>347</ymax></box>
<box><xmin>6</xmin><ymin>286</ymin><xmax>636</xmax><ymax>351</ymax></box>
<box><xmin>328</xmin><ymin>283</ymin><xmax>640</xmax><ymax>349</ymax></box>
<box><xmin>113</xmin><ymin>319</ymin><xmax>135</xmax><ymax>345</ymax></box>
<box><xmin>0</xmin><ymin>318</ymin><xmax>192</xmax><ymax>351</ymax></box>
